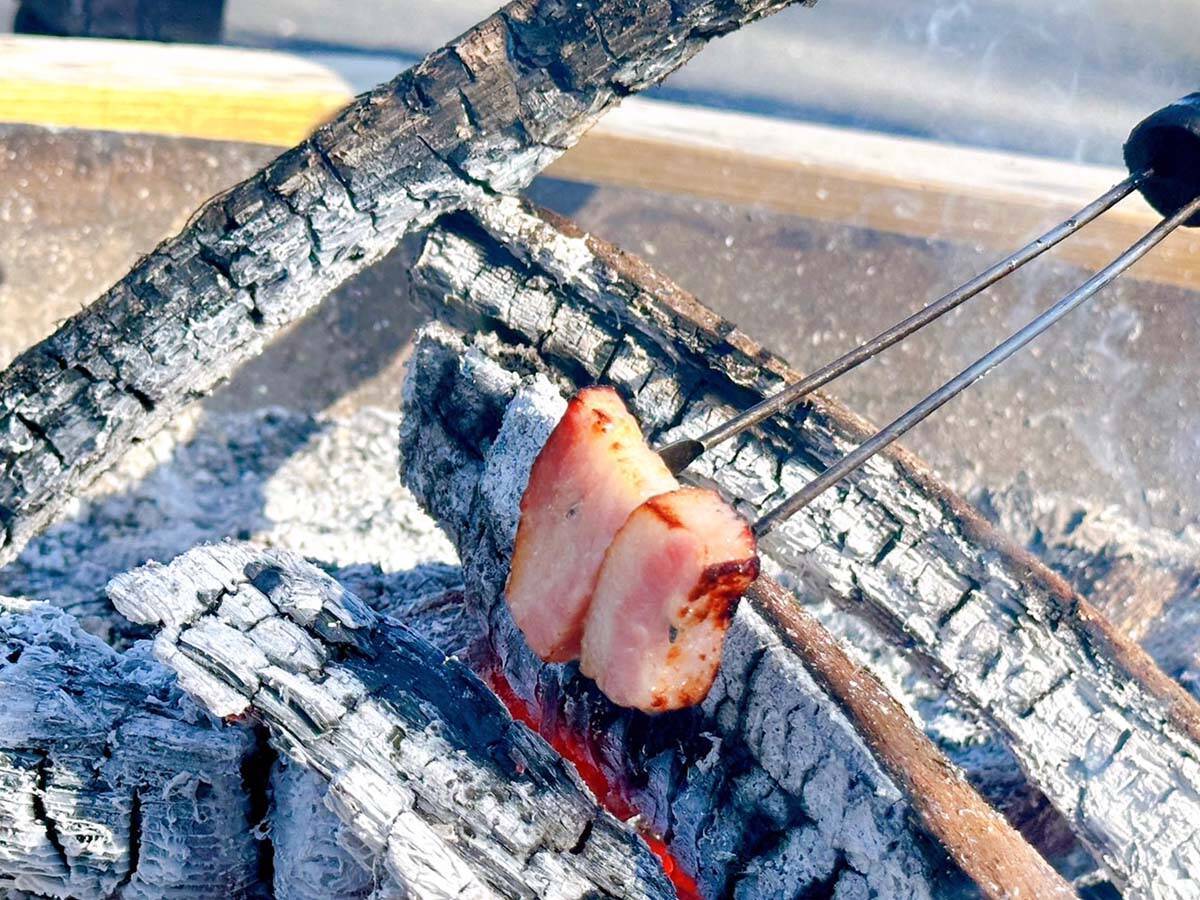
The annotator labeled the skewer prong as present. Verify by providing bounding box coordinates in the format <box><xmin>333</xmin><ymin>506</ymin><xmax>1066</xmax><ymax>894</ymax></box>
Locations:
<box><xmin>656</xmin><ymin>173</ymin><xmax>1146</xmax><ymax>475</ymax></box>
<box><xmin>752</xmin><ymin>191</ymin><xmax>1200</xmax><ymax>538</ymax></box>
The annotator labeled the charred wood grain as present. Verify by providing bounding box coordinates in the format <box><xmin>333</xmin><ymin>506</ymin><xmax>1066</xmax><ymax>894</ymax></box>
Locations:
<box><xmin>269</xmin><ymin>580</ymin><xmax>473</xmax><ymax>900</ymax></box>
<box><xmin>107</xmin><ymin>542</ymin><xmax>676</xmax><ymax>900</ymax></box>
<box><xmin>405</xmin><ymin>196</ymin><xmax>1200</xmax><ymax>898</ymax></box>
<box><xmin>977</xmin><ymin>483</ymin><xmax>1200</xmax><ymax>700</ymax></box>
<box><xmin>0</xmin><ymin>0</ymin><xmax>811</xmax><ymax>571</ymax></box>
<box><xmin>0</xmin><ymin>598</ymin><xmax>265</xmax><ymax>898</ymax></box>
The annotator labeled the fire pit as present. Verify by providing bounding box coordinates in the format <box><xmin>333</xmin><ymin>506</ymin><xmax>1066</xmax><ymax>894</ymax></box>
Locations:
<box><xmin>2</xmin><ymin>2</ymin><xmax>1200</xmax><ymax>898</ymax></box>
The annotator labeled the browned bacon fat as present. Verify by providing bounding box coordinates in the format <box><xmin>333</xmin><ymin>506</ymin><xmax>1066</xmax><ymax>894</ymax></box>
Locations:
<box><xmin>580</xmin><ymin>488</ymin><xmax>759</xmax><ymax>713</ymax></box>
<box><xmin>506</xmin><ymin>386</ymin><xmax>678</xmax><ymax>661</ymax></box>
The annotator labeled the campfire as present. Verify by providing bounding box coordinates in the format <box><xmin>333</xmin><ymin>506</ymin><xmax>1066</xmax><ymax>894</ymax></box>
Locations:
<box><xmin>2</xmin><ymin>2</ymin><xmax>1199</xmax><ymax>899</ymax></box>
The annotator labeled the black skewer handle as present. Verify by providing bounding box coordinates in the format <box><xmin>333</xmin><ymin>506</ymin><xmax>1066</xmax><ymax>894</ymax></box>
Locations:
<box><xmin>1126</xmin><ymin>92</ymin><xmax>1200</xmax><ymax>227</ymax></box>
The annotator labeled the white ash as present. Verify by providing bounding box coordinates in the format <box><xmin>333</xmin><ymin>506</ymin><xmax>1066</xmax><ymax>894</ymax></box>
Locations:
<box><xmin>0</xmin><ymin>407</ymin><xmax>457</xmax><ymax>643</ymax></box>
<box><xmin>0</xmin><ymin>407</ymin><xmax>465</xmax><ymax>899</ymax></box>
<box><xmin>0</xmin><ymin>597</ymin><xmax>264</xmax><ymax>898</ymax></box>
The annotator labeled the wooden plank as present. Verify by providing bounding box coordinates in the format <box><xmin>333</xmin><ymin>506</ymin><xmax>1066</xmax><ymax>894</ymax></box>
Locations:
<box><xmin>557</xmin><ymin>100</ymin><xmax>1200</xmax><ymax>293</ymax></box>
<box><xmin>1</xmin><ymin>35</ymin><xmax>1197</xmax><ymax>290</ymax></box>
<box><xmin>0</xmin><ymin>36</ymin><xmax>351</xmax><ymax>146</ymax></box>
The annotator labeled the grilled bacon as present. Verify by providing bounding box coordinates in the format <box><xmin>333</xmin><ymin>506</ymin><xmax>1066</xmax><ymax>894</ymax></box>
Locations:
<box><xmin>580</xmin><ymin>488</ymin><xmax>759</xmax><ymax>713</ymax></box>
<box><xmin>505</xmin><ymin>387</ymin><xmax>678</xmax><ymax>661</ymax></box>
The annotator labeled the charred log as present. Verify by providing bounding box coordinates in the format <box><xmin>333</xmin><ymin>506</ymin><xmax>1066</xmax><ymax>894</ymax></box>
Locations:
<box><xmin>401</xmin><ymin>325</ymin><xmax>965</xmax><ymax>899</ymax></box>
<box><xmin>269</xmin><ymin>577</ymin><xmax>474</xmax><ymax>900</ymax></box>
<box><xmin>0</xmin><ymin>0</ymin><xmax>810</xmax><ymax>570</ymax></box>
<box><xmin>404</xmin><ymin>196</ymin><xmax>1200</xmax><ymax>899</ymax></box>
<box><xmin>270</xmin><ymin>759</ymin><xmax>376</xmax><ymax>900</ymax></box>
<box><xmin>0</xmin><ymin>598</ymin><xmax>264</xmax><ymax>898</ymax></box>
<box><xmin>977</xmin><ymin>482</ymin><xmax>1200</xmax><ymax>699</ymax></box>
<box><xmin>107</xmin><ymin>542</ymin><xmax>676</xmax><ymax>899</ymax></box>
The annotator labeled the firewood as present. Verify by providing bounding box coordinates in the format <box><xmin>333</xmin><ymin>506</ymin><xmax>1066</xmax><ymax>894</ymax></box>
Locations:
<box><xmin>107</xmin><ymin>542</ymin><xmax>677</xmax><ymax>899</ymax></box>
<box><xmin>977</xmin><ymin>482</ymin><xmax>1200</xmax><ymax>694</ymax></box>
<box><xmin>401</xmin><ymin>322</ymin><xmax>1075</xmax><ymax>899</ymax></box>
<box><xmin>0</xmin><ymin>407</ymin><xmax>459</xmax><ymax>643</ymax></box>
<box><xmin>404</xmin><ymin>195</ymin><xmax>1200</xmax><ymax>899</ymax></box>
<box><xmin>0</xmin><ymin>598</ymin><xmax>265</xmax><ymax>897</ymax></box>
<box><xmin>0</xmin><ymin>0</ymin><xmax>809</xmax><ymax>571</ymax></box>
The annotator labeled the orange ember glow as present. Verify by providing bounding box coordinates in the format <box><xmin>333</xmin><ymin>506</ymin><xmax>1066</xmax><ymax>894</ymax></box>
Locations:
<box><xmin>486</xmin><ymin>671</ymin><xmax>702</xmax><ymax>900</ymax></box>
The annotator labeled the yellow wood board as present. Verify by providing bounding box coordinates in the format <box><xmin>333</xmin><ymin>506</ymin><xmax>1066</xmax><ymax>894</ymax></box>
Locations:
<box><xmin>0</xmin><ymin>35</ymin><xmax>351</xmax><ymax>145</ymax></box>
<box><xmin>1</xmin><ymin>35</ymin><xmax>1195</xmax><ymax>291</ymax></box>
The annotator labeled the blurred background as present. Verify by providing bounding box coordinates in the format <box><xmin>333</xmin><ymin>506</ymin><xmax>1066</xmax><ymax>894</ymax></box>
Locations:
<box><xmin>3</xmin><ymin>0</ymin><xmax>1198</xmax><ymax>164</ymax></box>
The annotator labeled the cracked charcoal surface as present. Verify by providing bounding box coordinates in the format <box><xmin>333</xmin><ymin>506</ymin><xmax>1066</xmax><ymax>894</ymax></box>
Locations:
<box><xmin>401</xmin><ymin>325</ymin><xmax>953</xmax><ymax>899</ymax></box>
<box><xmin>0</xmin><ymin>0</ymin><xmax>810</xmax><ymax>571</ymax></box>
<box><xmin>107</xmin><ymin>542</ymin><xmax>675</xmax><ymax>900</ymax></box>
<box><xmin>2</xmin><ymin>397</ymin><xmax>1186</xmax><ymax>897</ymax></box>
<box><xmin>0</xmin><ymin>598</ymin><xmax>264</xmax><ymax>898</ymax></box>
<box><xmin>0</xmin><ymin>407</ymin><xmax>465</xmax><ymax>898</ymax></box>
<box><xmin>405</xmin><ymin>197</ymin><xmax>1200</xmax><ymax>899</ymax></box>
<box><xmin>976</xmin><ymin>478</ymin><xmax>1200</xmax><ymax>701</ymax></box>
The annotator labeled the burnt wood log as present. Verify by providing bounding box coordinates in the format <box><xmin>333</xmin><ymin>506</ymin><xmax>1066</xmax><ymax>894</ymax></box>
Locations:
<box><xmin>400</xmin><ymin>323</ymin><xmax>1075</xmax><ymax>899</ymax></box>
<box><xmin>0</xmin><ymin>598</ymin><xmax>266</xmax><ymax>898</ymax></box>
<box><xmin>0</xmin><ymin>0</ymin><xmax>809</xmax><ymax>571</ymax></box>
<box><xmin>404</xmin><ymin>196</ymin><xmax>1200</xmax><ymax>899</ymax></box>
<box><xmin>107</xmin><ymin>542</ymin><xmax>677</xmax><ymax>900</ymax></box>
<box><xmin>0</xmin><ymin>407</ymin><xmax>459</xmax><ymax>643</ymax></box>
<box><xmin>270</xmin><ymin>758</ymin><xmax>376</xmax><ymax>900</ymax></box>
<box><xmin>268</xmin><ymin>580</ymin><xmax>474</xmax><ymax>900</ymax></box>
<box><xmin>977</xmin><ymin>483</ymin><xmax>1200</xmax><ymax>699</ymax></box>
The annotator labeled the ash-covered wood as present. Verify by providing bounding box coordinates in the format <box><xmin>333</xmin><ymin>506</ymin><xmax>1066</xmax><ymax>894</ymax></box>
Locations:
<box><xmin>266</xmin><ymin>577</ymin><xmax>478</xmax><ymax>900</ymax></box>
<box><xmin>977</xmin><ymin>482</ymin><xmax>1200</xmax><ymax>698</ymax></box>
<box><xmin>0</xmin><ymin>407</ymin><xmax>458</xmax><ymax>643</ymax></box>
<box><xmin>401</xmin><ymin>326</ymin><xmax>958</xmax><ymax>899</ymax></box>
<box><xmin>0</xmin><ymin>598</ymin><xmax>265</xmax><ymax>898</ymax></box>
<box><xmin>0</xmin><ymin>0</ymin><xmax>810</xmax><ymax>571</ymax></box>
<box><xmin>270</xmin><ymin>759</ymin><xmax>376</xmax><ymax>900</ymax></box>
<box><xmin>108</xmin><ymin>542</ymin><xmax>676</xmax><ymax>899</ymax></box>
<box><xmin>407</xmin><ymin>196</ymin><xmax>1200</xmax><ymax>899</ymax></box>
<box><xmin>0</xmin><ymin>404</ymin><xmax>466</xmax><ymax>896</ymax></box>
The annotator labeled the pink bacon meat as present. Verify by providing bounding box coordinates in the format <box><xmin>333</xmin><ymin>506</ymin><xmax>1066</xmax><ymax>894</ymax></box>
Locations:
<box><xmin>506</xmin><ymin>386</ymin><xmax>678</xmax><ymax>661</ymax></box>
<box><xmin>581</xmin><ymin>487</ymin><xmax>759</xmax><ymax>713</ymax></box>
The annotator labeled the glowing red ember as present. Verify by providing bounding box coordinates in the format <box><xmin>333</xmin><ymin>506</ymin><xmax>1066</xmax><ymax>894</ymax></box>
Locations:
<box><xmin>486</xmin><ymin>670</ymin><xmax>702</xmax><ymax>900</ymax></box>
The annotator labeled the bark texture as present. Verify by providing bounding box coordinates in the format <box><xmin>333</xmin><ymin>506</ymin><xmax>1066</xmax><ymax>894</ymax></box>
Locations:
<box><xmin>401</xmin><ymin>325</ymin><xmax>953</xmax><ymax>899</ymax></box>
<box><xmin>0</xmin><ymin>598</ymin><xmax>265</xmax><ymax>898</ymax></box>
<box><xmin>0</xmin><ymin>0</ymin><xmax>810</xmax><ymax>570</ymax></box>
<box><xmin>977</xmin><ymin>482</ymin><xmax>1200</xmax><ymax>699</ymax></box>
<box><xmin>107</xmin><ymin>542</ymin><xmax>676</xmax><ymax>900</ymax></box>
<box><xmin>405</xmin><ymin>196</ymin><xmax>1200</xmax><ymax>899</ymax></box>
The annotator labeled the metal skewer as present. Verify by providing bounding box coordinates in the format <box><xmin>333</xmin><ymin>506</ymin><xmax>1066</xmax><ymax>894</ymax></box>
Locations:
<box><xmin>752</xmin><ymin>191</ymin><xmax>1200</xmax><ymax>538</ymax></box>
<box><xmin>656</xmin><ymin>172</ymin><xmax>1145</xmax><ymax>476</ymax></box>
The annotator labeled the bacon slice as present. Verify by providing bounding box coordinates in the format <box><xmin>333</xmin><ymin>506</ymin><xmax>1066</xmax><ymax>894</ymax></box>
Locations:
<box><xmin>506</xmin><ymin>386</ymin><xmax>678</xmax><ymax>661</ymax></box>
<box><xmin>581</xmin><ymin>488</ymin><xmax>759</xmax><ymax>713</ymax></box>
